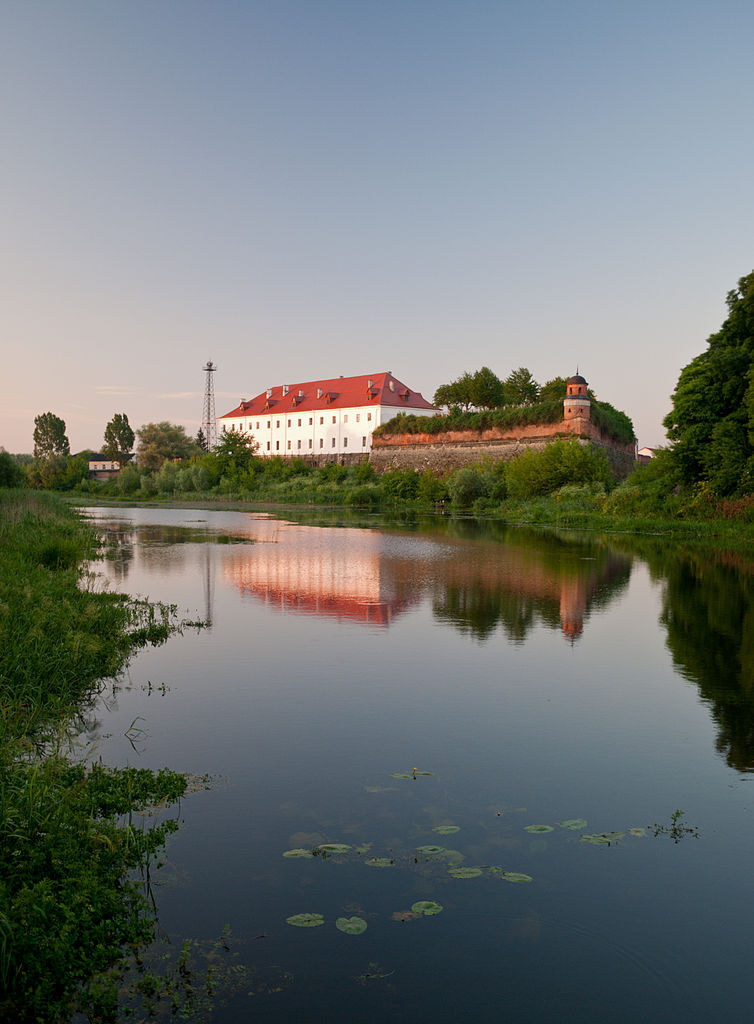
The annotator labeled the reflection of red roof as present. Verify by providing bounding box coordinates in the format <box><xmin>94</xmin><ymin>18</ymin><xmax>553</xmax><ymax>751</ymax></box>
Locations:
<box><xmin>240</xmin><ymin>583</ymin><xmax>411</xmax><ymax>626</ymax></box>
<box><xmin>219</xmin><ymin>371</ymin><xmax>435</xmax><ymax>419</ymax></box>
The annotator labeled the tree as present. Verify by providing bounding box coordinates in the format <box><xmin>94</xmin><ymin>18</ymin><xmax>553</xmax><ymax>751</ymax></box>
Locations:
<box><xmin>0</xmin><ymin>449</ymin><xmax>25</xmax><ymax>487</ymax></box>
<box><xmin>663</xmin><ymin>271</ymin><xmax>754</xmax><ymax>494</ymax></box>
<box><xmin>136</xmin><ymin>422</ymin><xmax>200</xmax><ymax>470</ymax></box>
<box><xmin>505</xmin><ymin>367</ymin><xmax>540</xmax><ymax>405</ymax></box>
<box><xmin>195</xmin><ymin>427</ymin><xmax>207</xmax><ymax>452</ymax></box>
<box><xmin>470</xmin><ymin>367</ymin><xmax>506</xmax><ymax>409</ymax></box>
<box><xmin>539</xmin><ymin>376</ymin><xmax>568</xmax><ymax>403</ymax></box>
<box><xmin>102</xmin><ymin>413</ymin><xmax>135</xmax><ymax>465</ymax></box>
<box><xmin>213</xmin><ymin>429</ymin><xmax>259</xmax><ymax>476</ymax></box>
<box><xmin>33</xmin><ymin>412</ymin><xmax>70</xmax><ymax>459</ymax></box>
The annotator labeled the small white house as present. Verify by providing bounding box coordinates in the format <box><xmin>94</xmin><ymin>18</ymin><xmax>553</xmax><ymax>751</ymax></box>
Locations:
<box><xmin>88</xmin><ymin>454</ymin><xmax>120</xmax><ymax>480</ymax></box>
<box><xmin>637</xmin><ymin>447</ymin><xmax>655</xmax><ymax>465</ymax></box>
<box><xmin>218</xmin><ymin>371</ymin><xmax>436</xmax><ymax>457</ymax></box>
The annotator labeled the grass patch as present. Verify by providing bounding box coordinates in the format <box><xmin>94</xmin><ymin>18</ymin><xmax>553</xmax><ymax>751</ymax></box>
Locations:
<box><xmin>0</xmin><ymin>490</ymin><xmax>189</xmax><ymax>1020</ymax></box>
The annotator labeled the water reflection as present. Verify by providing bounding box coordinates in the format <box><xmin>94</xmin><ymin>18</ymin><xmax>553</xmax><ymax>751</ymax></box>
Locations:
<box><xmin>221</xmin><ymin>518</ymin><xmax>631</xmax><ymax>642</ymax></box>
<box><xmin>623</xmin><ymin>539</ymin><xmax>754</xmax><ymax>771</ymax></box>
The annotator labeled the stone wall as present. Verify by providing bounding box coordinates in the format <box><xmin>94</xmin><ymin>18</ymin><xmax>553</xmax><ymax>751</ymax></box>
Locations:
<box><xmin>369</xmin><ymin>417</ymin><xmax>636</xmax><ymax>478</ymax></box>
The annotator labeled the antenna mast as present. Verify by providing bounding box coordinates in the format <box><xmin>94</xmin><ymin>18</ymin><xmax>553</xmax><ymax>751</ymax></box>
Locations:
<box><xmin>201</xmin><ymin>361</ymin><xmax>218</xmax><ymax>450</ymax></box>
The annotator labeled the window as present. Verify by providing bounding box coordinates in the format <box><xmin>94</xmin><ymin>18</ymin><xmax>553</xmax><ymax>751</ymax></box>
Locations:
<box><xmin>309</xmin><ymin>418</ymin><xmax>313</xmax><ymax>425</ymax></box>
<box><xmin>343</xmin><ymin>438</ymin><xmax>348</xmax><ymax>447</ymax></box>
<box><xmin>344</xmin><ymin>414</ymin><xmax>348</xmax><ymax>423</ymax></box>
<box><xmin>276</xmin><ymin>420</ymin><xmax>280</xmax><ymax>428</ymax></box>
<box><xmin>256</xmin><ymin>421</ymin><xmax>259</xmax><ymax>429</ymax></box>
<box><xmin>287</xmin><ymin>440</ymin><xmax>291</xmax><ymax>450</ymax></box>
<box><xmin>267</xmin><ymin>420</ymin><xmax>270</xmax><ymax>428</ymax></box>
<box><xmin>331</xmin><ymin>437</ymin><xmax>336</xmax><ymax>448</ymax></box>
<box><xmin>297</xmin><ymin>440</ymin><xmax>301</xmax><ymax>450</ymax></box>
<box><xmin>320</xmin><ymin>417</ymin><xmax>324</xmax><ymax>425</ymax></box>
<box><xmin>320</xmin><ymin>438</ymin><xmax>323</xmax><ymax>449</ymax></box>
<box><xmin>297</xmin><ymin>418</ymin><xmax>301</xmax><ymax>427</ymax></box>
<box><xmin>276</xmin><ymin>441</ymin><xmax>280</xmax><ymax>450</ymax></box>
<box><xmin>287</xmin><ymin>419</ymin><xmax>291</xmax><ymax>428</ymax></box>
<box><xmin>308</xmin><ymin>439</ymin><xmax>312</xmax><ymax>449</ymax></box>
<box><xmin>222</xmin><ymin>425</ymin><xmax>227</xmax><ymax>432</ymax></box>
<box><xmin>332</xmin><ymin>415</ymin><xmax>336</xmax><ymax>424</ymax></box>
<box><xmin>356</xmin><ymin>414</ymin><xmax>360</xmax><ymax>422</ymax></box>
<box><xmin>362</xmin><ymin>436</ymin><xmax>367</xmax><ymax>447</ymax></box>
<box><xmin>267</xmin><ymin>442</ymin><xmax>270</xmax><ymax>451</ymax></box>
<box><xmin>367</xmin><ymin>413</ymin><xmax>372</xmax><ymax>421</ymax></box>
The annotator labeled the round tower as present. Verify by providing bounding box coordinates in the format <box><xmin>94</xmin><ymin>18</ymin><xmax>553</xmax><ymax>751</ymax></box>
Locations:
<box><xmin>563</xmin><ymin>373</ymin><xmax>590</xmax><ymax>422</ymax></box>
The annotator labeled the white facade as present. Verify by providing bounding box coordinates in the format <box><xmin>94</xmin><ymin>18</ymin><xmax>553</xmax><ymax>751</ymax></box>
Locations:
<box><xmin>218</xmin><ymin>372</ymin><xmax>436</xmax><ymax>457</ymax></box>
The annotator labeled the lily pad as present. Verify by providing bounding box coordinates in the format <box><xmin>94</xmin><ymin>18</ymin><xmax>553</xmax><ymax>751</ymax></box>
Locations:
<box><xmin>336</xmin><ymin>916</ymin><xmax>367</xmax><ymax>935</ymax></box>
<box><xmin>448</xmin><ymin>866</ymin><xmax>483</xmax><ymax>879</ymax></box>
<box><xmin>355</xmin><ymin>844</ymin><xmax>372</xmax><ymax>855</ymax></box>
<box><xmin>558</xmin><ymin>819</ymin><xmax>587</xmax><ymax>831</ymax></box>
<box><xmin>414</xmin><ymin>770</ymin><xmax>434</xmax><ymax>776</ymax></box>
<box><xmin>433</xmin><ymin>825</ymin><xmax>460</xmax><ymax>835</ymax></box>
<box><xmin>282</xmin><ymin>848</ymin><xmax>314</xmax><ymax>859</ymax></box>
<box><xmin>317</xmin><ymin>843</ymin><xmax>352</xmax><ymax>854</ymax></box>
<box><xmin>390</xmin><ymin>772</ymin><xmax>414</xmax><ymax>779</ymax></box>
<box><xmin>286</xmin><ymin>912</ymin><xmax>324</xmax><ymax>927</ymax></box>
<box><xmin>629</xmin><ymin>827</ymin><xmax>646</xmax><ymax>837</ymax></box>
<box><xmin>580</xmin><ymin>834</ymin><xmax>612</xmax><ymax>845</ymax></box>
<box><xmin>501</xmin><ymin>872</ymin><xmax>533</xmax><ymax>883</ymax></box>
<box><xmin>440</xmin><ymin>849</ymin><xmax>465</xmax><ymax>866</ymax></box>
<box><xmin>524</xmin><ymin>825</ymin><xmax>554</xmax><ymax>834</ymax></box>
<box><xmin>365</xmin><ymin>857</ymin><xmax>394</xmax><ymax>868</ymax></box>
<box><xmin>416</xmin><ymin>845</ymin><xmax>445</xmax><ymax>855</ymax></box>
<box><xmin>411</xmin><ymin>900</ymin><xmax>443</xmax><ymax>916</ymax></box>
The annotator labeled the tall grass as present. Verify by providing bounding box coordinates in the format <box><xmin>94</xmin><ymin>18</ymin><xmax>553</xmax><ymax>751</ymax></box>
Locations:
<box><xmin>0</xmin><ymin>490</ymin><xmax>187</xmax><ymax>1020</ymax></box>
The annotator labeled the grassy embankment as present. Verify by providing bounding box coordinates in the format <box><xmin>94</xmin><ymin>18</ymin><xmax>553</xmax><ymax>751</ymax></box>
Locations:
<box><xmin>0</xmin><ymin>490</ymin><xmax>188</xmax><ymax>1022</ymax></box>
<box><xmin>66</xmin><ymin>437</ymin><xmax>754</xmax><ymax>546</ymax></box>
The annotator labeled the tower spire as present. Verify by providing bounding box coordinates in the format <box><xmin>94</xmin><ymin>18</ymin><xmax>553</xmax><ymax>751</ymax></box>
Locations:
<box><xmin>201</xmin><ymin>361</ymin><xmax>217</xmax><ymax>450</ymax></box>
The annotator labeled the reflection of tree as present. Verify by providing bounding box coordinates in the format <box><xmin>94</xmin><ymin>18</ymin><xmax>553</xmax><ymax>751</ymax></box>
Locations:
<box><xmin>430</xmin><ymin>537</ymin><xmax>631</xmax><ymax>644</ymax></box>
<box><xmin>658</xmin><ymin>555</ymin><xmax>754</xmax><ymax>771</ymax></box>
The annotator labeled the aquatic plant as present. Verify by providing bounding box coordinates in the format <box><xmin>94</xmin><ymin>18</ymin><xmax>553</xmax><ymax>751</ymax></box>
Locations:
<box><xmin>501</xmin><ymin>872</ymin><xmax>533</xmax><ymax>883</ymax></box>
<box><xmin>524</xmin><ymin>825</ymin><xmax>554</xmax><ymax>834</ymax></box>
<box><xmin>448</xmin><ymin>867</ymin><xmax>483</xmax><ymax>878</ymax></box>
<box><xmin>416</xmin><ymin>845</ymin><xmax>445</xmax><ymax>855</ymax></box>
<box><xmin>558</xmin><ymin>819</ymin><xmax>587</xmax><ymax>831</ymax></box>
<box><xmin>432</xmin><ymin>825</ymin><xmax>460</xmax><ymax>834</ymax></box>
<box><xmin>336</xmin><ymin>916</ymin><xmax>367</xmax><ymax>934</ymax></box>
<box><xmin>411</xmin><ymin>900</ymin><xmax>443</xmax><ymax>916</ymax></box>
<box><xmin>282</xmin><ymin>848</ymin><xmax>314</xmax><ymax>858</ymax></box>
<box><xmin>316</xmin><ymin>843</ymin><xmax>352</xmax><ymax>855</ymax></box>
<box><xmin>286</xmin><ymin>913</ymin><xmax>324</xmax><ymax>928</ymax></box>
<box><xmin>365</xmin><ymin>857</ymin><xmax>394</xmax><ymax>868</ymax></box>
<box><xmin>650</xmin><ymin>810</ymin><xmax>700</xmax><ymax>843</ymax></box>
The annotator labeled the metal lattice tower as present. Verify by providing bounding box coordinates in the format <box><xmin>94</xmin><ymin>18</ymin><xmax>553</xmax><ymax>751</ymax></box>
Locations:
<box><xmin>201</xmin><ymin>361</ymin><xmax>217</xmax><ymax>450</ymax></box>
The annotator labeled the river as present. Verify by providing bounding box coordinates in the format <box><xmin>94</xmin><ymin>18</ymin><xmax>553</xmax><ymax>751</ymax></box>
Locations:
<box><xmin>78</xmin><ymin>505</ymin><xmax>754</xmax><ymax>1022</ymax></box>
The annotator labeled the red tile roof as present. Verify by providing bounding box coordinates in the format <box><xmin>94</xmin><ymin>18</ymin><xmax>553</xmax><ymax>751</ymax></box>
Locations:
<box><xmin>219</xmin><ymin>371</ymin><xmax>435</xmax><ymax>419</ymax></box>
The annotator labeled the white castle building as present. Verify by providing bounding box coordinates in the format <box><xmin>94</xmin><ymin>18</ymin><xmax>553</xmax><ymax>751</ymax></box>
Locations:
<box><xmin>218</xmin><ymin>371</ymin><xmax>436</xmax><ymax>457</ymax></box>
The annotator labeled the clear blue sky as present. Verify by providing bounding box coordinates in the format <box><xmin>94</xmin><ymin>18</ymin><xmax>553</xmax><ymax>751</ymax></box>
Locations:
<box><xmin>2</xmin><ymin>0</ymin><xmax>753</xmax><ymax>453</ymax></box>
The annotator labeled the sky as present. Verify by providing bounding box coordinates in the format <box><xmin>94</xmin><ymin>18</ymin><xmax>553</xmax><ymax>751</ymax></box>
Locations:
<box><xmin>2</xmin><ymin>0</ymin><xmax>753</xmax><ymax>453</ymax></box>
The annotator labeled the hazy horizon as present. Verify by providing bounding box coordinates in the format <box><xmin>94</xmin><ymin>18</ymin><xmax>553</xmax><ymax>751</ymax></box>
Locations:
<box><xmin>3</xmin><ymin>1</ymin><xmax>753</xmax><ymax>454</ymax></box>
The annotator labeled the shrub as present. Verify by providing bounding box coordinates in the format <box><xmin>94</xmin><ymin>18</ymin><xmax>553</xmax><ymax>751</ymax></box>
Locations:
<box><xmin>381</xmin><ymin>468</ymin><xmax>420</xmax><ymax>500</ymax></box>
<box><xmin>506</xmin><ymin>440</ymin><xmax>612</xmax><ymax>498</ymax></box>
<box><xmin>0</xmin><ymin>451</ymin><xmax>25</xmax><ymax>488</ymax></box>
<box><xmin>447</xmin><ymin>467</ymin><xmax>488</xmax><ymax>508</ymax></box>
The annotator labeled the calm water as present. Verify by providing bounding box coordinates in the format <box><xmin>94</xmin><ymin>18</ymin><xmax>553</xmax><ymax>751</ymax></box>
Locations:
<box><xmin>78</xmin><ymin>506</ymin><xmax>754</xmax><ymax>1022</ymax></box>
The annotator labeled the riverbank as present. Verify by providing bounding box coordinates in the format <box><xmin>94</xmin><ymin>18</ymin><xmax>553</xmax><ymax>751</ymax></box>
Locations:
<box><xmin>66</xmin><ymin>489</ymin><xmax>754</xmax><ymax>549</ymax></box>
<box><xmin>0</xmin><ymin>490</ymin><xmax>188</xmax><ymax>1021</ymax></box>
